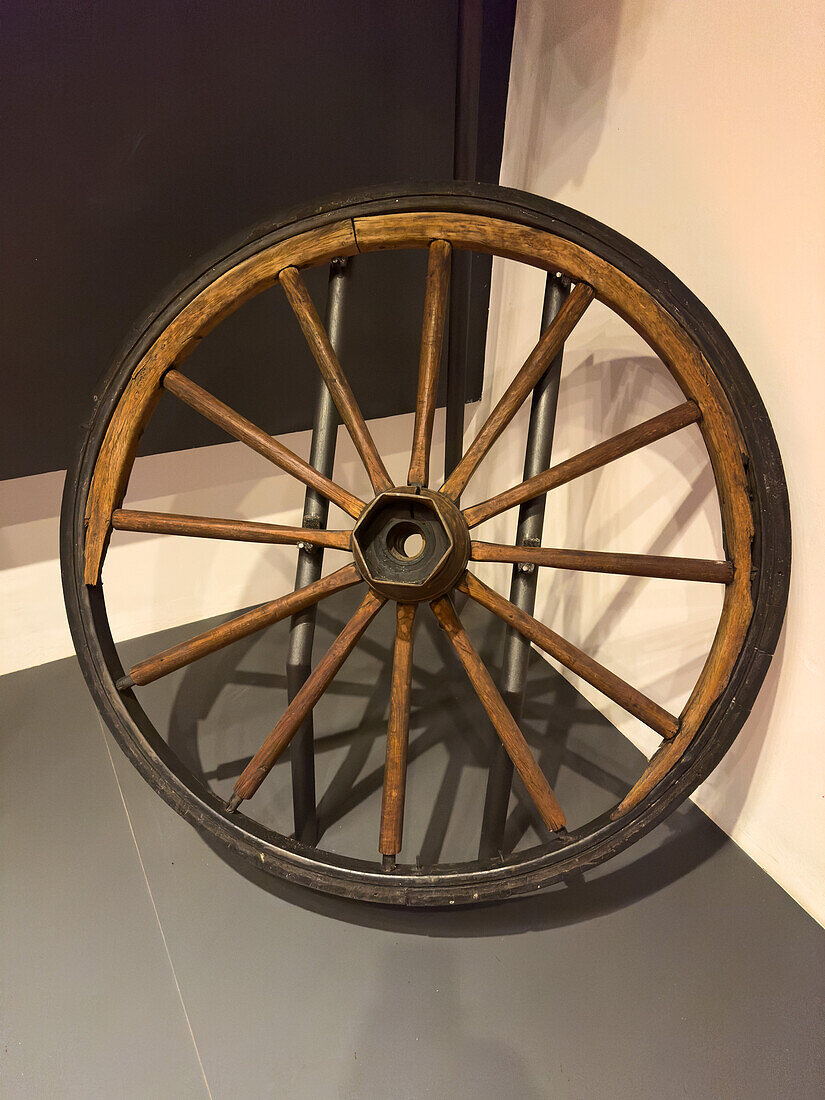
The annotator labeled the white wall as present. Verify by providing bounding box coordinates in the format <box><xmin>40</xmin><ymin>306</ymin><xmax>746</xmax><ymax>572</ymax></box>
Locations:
<box><xmin>1</xmin><ymin>0</ymin><xmax>822</xmax><ymax>925</ymax></box>
<box><xmin>472</xmin><ymin>0</ymin><xmax>823</xmax><ymax>924</ymax></box>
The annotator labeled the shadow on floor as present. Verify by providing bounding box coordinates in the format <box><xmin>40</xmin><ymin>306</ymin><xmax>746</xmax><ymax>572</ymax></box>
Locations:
<box><xmin>207</xmin><ymin>802</ymin><xmax>727</xmax><ymax>938</ymax></box>
<box><xmin>116</xmin><ymin>585</ymin><xmax>731</xmax><ymax>936</ymax></box>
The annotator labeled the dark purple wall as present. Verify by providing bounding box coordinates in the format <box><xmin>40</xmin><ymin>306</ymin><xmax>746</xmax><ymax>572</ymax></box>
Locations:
<box><xmin>1</xmin><ymin>1</ymin><xmax>515</xmax><ymax>478</ymax></box>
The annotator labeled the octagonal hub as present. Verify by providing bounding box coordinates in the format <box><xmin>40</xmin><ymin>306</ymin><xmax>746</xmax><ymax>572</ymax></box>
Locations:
<box><xmin>351</xmin><ymin>487</ymin><xmax>470</xmax><ymax>602</ymax></box>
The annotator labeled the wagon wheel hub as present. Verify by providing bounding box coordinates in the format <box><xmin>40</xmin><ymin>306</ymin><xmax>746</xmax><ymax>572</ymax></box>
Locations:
<box><xmin>351</xmin><ymin>486</ymin><xmax>470</xmax><ymax>602</ymax></box>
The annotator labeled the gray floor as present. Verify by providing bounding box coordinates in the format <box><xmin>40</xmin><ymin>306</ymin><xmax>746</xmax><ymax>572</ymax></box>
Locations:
<box><xmin>2</xmin><ymin>595</ymin><xmax>823</xmax><ymax>1099</ymax></box>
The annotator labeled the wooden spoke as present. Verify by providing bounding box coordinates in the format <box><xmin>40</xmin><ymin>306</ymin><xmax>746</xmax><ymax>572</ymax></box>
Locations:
<box><xmin>458</xmin><ymin>571</ymin><xmax>679</xmax><ymax>739</ymax></box>
<box><xmin>470</xmin><ymin>541</ymin><xmax>733</xmax><ymax>584</ymax></box>
<box><xmin>463</xmin><ymin>400</ymin><xmax>701</xmax><ymax>528</ymax></box>
<box><xmin>162</xmin><ymin>369</ymin><xmax>364</xmax><ymax>518</ymax></box>
<box><xmin>408</xmin><ymin>240</ymin><xmax>452</xmax><ymax>487</ymax></box>
<box><xmin>229</xmin><ymin>589</ymin><xmax>387</xmax><ymax>807</ymax></box>
<box><xmin>430</xmin><ymin>595</ymin><xmax>566</xmax><ymax>831</ymax></box>
<box><xmin>121</xmin><ymin>564</ymin><xmax>362</xmax><ymax>689</ymax></box>
<box><xmin>440</xmin><ymin>282</ymin><xmax>594</xmax><ymax>501</ymax></box>
<box><xmin>379</xmin><ymin>604</ymin><xmax>417</xmax><ymax>862</ymax></box>
<box><xmin>112</xmin><ymin>509</ymin><xmax>352</xmax><ymax>550</ymax></box>
<box><xmin>279</xmin><ymin>265</ymin><xmax>392</xmax><ymax>494</ymax></box>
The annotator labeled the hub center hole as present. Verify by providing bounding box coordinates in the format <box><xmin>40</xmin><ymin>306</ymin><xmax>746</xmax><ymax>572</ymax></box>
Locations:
<box><xmin>388</xmin><ymin>521</ymin><xmax>426</xmax><ymax>562</ymax></box>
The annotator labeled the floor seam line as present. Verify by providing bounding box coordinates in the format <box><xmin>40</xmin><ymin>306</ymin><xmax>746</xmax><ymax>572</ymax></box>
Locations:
<box><xmin>97</xmin><ymin>716</ymin><xmax>214</xmax><ymax>1100</ymax></box>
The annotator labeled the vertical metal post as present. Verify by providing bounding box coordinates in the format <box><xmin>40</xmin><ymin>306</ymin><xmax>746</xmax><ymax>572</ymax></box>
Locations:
<box><xmin>478</xmin><ymin>272</ymin><xmax>571</xmax><ymax>860</ymax></box>
<box><xmin>287</xmin><ymin>257</ymin><xmax>350</xmax><ymax>845</ymax></box>
<box><xmin>445</xmin><ymin>0</ymin><xmax>483</xmax><ymax>479</ymax></box>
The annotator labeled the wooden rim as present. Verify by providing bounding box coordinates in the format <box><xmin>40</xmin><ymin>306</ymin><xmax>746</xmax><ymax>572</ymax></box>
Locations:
<box><xmin>64</xmin><ymin>185</ymin><xmax>782</xmax><ymax>907</ymax></box>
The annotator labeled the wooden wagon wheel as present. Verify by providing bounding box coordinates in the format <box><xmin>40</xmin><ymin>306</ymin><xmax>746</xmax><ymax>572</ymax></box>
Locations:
<box><xmin>61</xmin><ymin>184</ymin><xmax>790</xmax><ymax>906</ymax></box>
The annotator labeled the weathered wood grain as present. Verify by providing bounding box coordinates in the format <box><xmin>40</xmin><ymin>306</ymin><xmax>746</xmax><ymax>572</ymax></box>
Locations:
<box><xmin>408</xmin><ymin>240</ymin><xmax>452</xmax><ymax>488</ymax></box>
<box><xmin>112</xmin><ymin>508</ymin><xmax>352</xmax><ymax>549</ymax></box>
<box><xmin>459</xmin><ymin>571</ymin><xmax>679</xmax><ymax>739</ymax></box>
<box><xmin>279</xmin><ymin>265</ymin><xmax>392</xmax><ymax>494</ymax></box>
<box><xmin>440</xmin><ymin>281</ymin><xmax>594</xmax><ymax>500</ymax></box>
<box><xmin>379</xmin><ymin>603</ymin><xmax>417</xmax><ymax>859</ymax></box>
<box><xmin>162</xmin><ymin>369</ymin><xmax>364</xmax><ymax>519</ymax></box>
<box><xmin>430</xmin><ymin>595</ymin><xmax>566</xmax><ymax>831</ymax></box>
<box><xmin>613</xmin><ymin>556</ymin><xmax>753</xmax><ymax>816</ymax></box>
<box><xmin>470</xmin><ymin>541</ymin><xmax>733</xmax><ymax>584</ymax></box>
<box><xmin>83</xmin><ymin>220</ymin><xmax>358</xmax><ymax>584</ymax></box>
<box><xmin>124</xmin><ymin>563</ymin><xmax>362</xmax><ymax>688</ymax></box>
<box><xmin>231</xmin><ymin>589</ymin><xmax>387</xmax><ymax>804</ymax></box>
<box><xmin>463</xmin><ymin>401</ymin><xmax>701</xmax><ymax>529</ymax></box>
